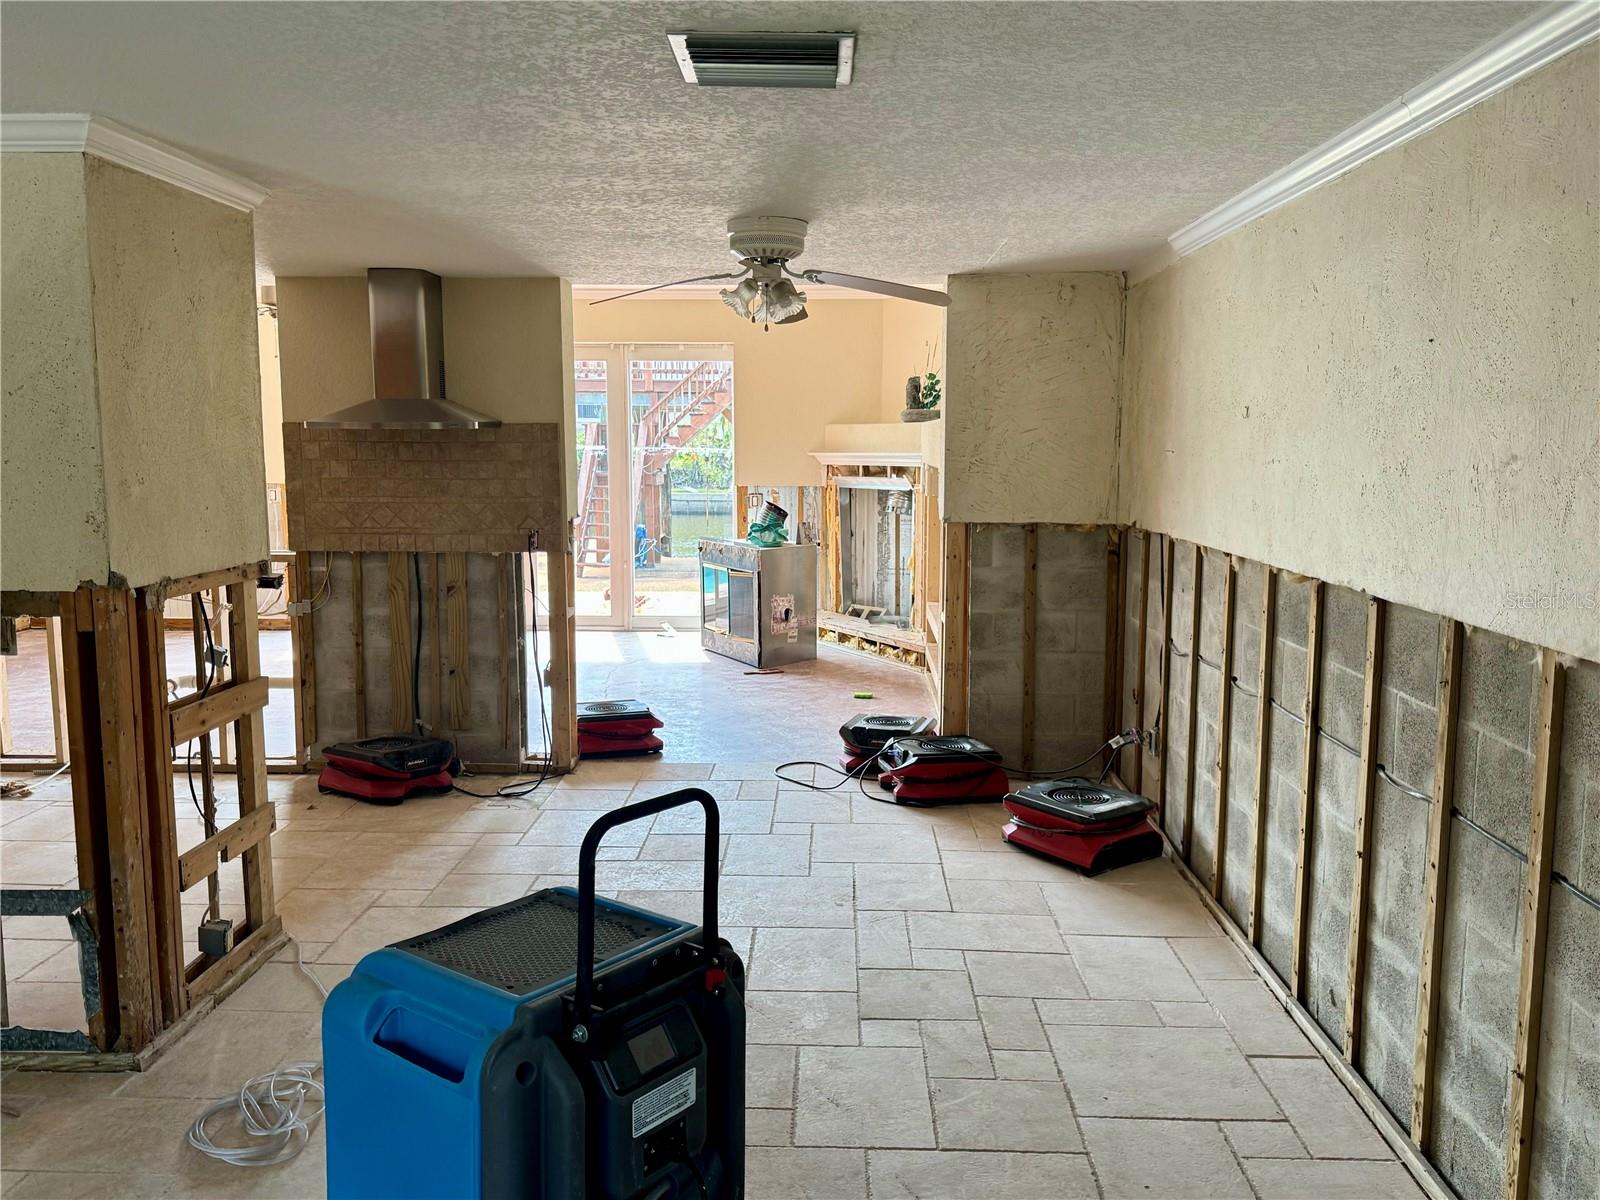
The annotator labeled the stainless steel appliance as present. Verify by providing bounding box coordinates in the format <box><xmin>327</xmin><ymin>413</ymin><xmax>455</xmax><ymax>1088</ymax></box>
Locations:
<box><xmin>699</xmin><ymin>539</ymin><xmax>817</xmax><ymax>668</ymax></box>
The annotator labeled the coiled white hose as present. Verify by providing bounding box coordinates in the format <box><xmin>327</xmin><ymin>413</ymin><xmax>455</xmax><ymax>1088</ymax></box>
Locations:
<box><xmin>186</xmin><ymin>941</ymin><xmax>329</xmax><ymax>1167</ymax></box>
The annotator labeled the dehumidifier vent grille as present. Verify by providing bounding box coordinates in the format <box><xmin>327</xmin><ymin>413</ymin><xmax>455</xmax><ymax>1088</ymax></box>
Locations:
<box><xmin>394</xmin><ymin>890</ymin><xmax>678</xmax><ymax>994</ymax></box>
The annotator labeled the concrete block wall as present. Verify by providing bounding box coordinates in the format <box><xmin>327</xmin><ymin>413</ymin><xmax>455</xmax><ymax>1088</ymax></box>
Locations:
<box><xmin>1117</xmin><ymin>529</ymin><xmax>1145</xmax><ymax>780</ymax></box>
<box><xmin>1121</xmin><ymin>534</ymin><xmax>1599</xmax><ymax>1200</ymax></box>
<box><xmin>966</xmin><ymin>524</ymin><xmax>1106</xmax><ymax>770</ymax></box>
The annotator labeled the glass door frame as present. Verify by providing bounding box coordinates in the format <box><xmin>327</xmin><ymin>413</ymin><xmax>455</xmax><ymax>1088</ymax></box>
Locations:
<box><xmin>574</xmin><ymin>341</ymin><xmax>736</xmax><ymax>631</ymax></box>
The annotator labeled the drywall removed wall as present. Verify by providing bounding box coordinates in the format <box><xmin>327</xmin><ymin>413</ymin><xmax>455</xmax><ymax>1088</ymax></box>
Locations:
<box><xmin>1120</xmin><ymin>45</ymin><xmax>1599</xmax><ymax>660</ymax></box>
<box><xmin>0</xmin><ymin>154</ymin><xmax>107</xmax><ymax>591</ymax></box>
<box><xmin>574</xmin><ymin>296</ymin><xmax>888</xmax><ymax>487</ymax></box>
<box><xmin>943</xmin><ymin>272</ymin><xmax>1122</xmax><ymax>525</ymax></box>
<box><xmin>0</xmin><ymin>152</ymin><xmax>268</xmax><ymax>591</ymax></box>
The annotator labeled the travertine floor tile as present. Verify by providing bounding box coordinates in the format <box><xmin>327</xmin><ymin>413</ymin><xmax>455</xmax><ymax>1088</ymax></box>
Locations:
<box><xmin>747</xmin><ymin>1044</ymin><xmax>798</xmax><ymax>1108</ymax></box>
<box><xmin>422</xmin><ymin>873</ymin><xmax>534</xmax><ymax>907</ymax></box>
<box><xmin>930</xmin><ymin>1078</ymin><xmax>1081</xmax><ymax>1151</ymax></box>
<box><xmin>750</xmin><ymin>927</ymin><xmax>856</xmax><ymax>991</ymax></box>
<box><xmin>1041</xmin><ymin>864</ymin><xmax>1221</xmax><ymax>937</ymax></box>
<box><xmin>1066</xmin><ymin>935</ymin><xmax>1204</xmax><ymax>1001</ymax></box>
<box><xmin>868</xmin><ymin>1149</ymin><xmax>1097</xmax><ymax>1199</ymax></box>
<box><xmin>919</xmin><ymin>1020</ymin><xmax>993</xmax><ymax>1079</ymax></box>
<box><xmin>1242</xmin><ymin>1158</ymin><xmax>1423</xmax><ymax>1198</ymax></box>
<box><xmin>945</xmin><ymin>878</ymin><xmax>1049</xmax><ymax>914</ymax></box>
<box><xmin>652</xmin><ymin>799</ymin><xmax>773</xmax><ymax>834</ymax></box>
<box><xmin>1198</xmin><ymin>977</ymin><xmax>1316</xmax><ymax>1056</ymax></box>
<box><xmin>861</xmin><ymin>1020</ymin><xmax>922</xmax><ymax>1047</ymax></box>
<box><xmin>746</xmin><ymin>1148</ymin><xmax>866</xmax><ymax>1200</ymax></box>
<box><xmin>1252</xmin><ymin>1058</ymin><xmax>1390</xmax><ymax>1158</ymax></box>
<box><xmin>1154</xmin><ymin>1000</ymin><xmax>1223</xmax><ymax>1027</ymax></box>
<box><xmin>718</xmin><ymin>875</ymin><xmax>854</xmax><ymax>928</ymax></box>
<box><xmin>317</xmin><ymin>905</ymin><xmax>478</xmax><ymax>963</ymax></box>
<box><xmin>1036</xmin><ymin>997</ymin><xmax>1160</xmax><ymax>1025</ymax></box>
<box><xmin>774</xmin><ymin>793</ymin><xmax>851</xmax><ymax>824</ymax></box>
<box><xmin>856</xmin><ymin>910</ymin><xmax>912</xmax><ymax>969</ymax></box>
<box><xmin>639</xmin><ymin>833</ymin><xmax>729</xmax><ymax>860</ymax></box>
<box><xmin>1082</xmin><ymin>1117</ymin><xmax>1253</xmax><ymax>1199</ymax></box>
<box><xmin>909</xmin><ymin>948</ymin><xmax>963</xmax><ymax>970</ymax></box>
<box><xmin>992</xmin><ymin>1049</ymin><xmax>1059</xmax><ymax>1080</ymax></box>
<box><xmin>1048</xmin><ymin>1026</ymin><xmax>1281</xmax><ymax>1119</ymax></box>
<box><xmin>747</xmin><ymin>990</ymin><xmax>860</xmax><ymax>1045</ymax></box>
<box><xmin>814</xmin><ymin>824</ymin><xmax>939</xmax><ymax>864</ymax></box>
<box><xmin>1222</xmin><ymin>1120</ymin><xmax>1306</xmax><ymax>1158</ymax></box>
<box><xmin>1169</xmin><ymin>935</ymin><xmax>1253</xmax><ymax>978</ymax></box>
<box><xmin>908</xmin><ymin>912</ymin><xmax>1065</xmax><ymax>953</ymax></box>
<box><xmin>746</xmin><ymin>1107</ymin><xmax>793</xmax><ymax>1146</ymax></box>
<box><xmin>794</xmin><ymin>1046</ymin><xmax>935</xmax><ymax>1148</ymax></box>
<box><xmin>964</xmin><ymin>950</ymin><xmax>1086</xmax><ymax>998</ymax></box>
<box><xmin>722</xmin><ymin>833</ymin><xmax>810</xmax><ymax>876</ymax></box>
<box><xmin>976</xmin><ymin>995</ymin><xmax>1049</xmax><ymax>1050</ymax></box>
<box><xmin>858</xmin><ymin>969</ymin><xmax>975</xmax><ymax>1020</ymax></box>
<box><xmin>938</xmin><ymin>849</ymin><xmax>1078</xmax><ymax>882</ymax></box>
<box><xmin>852</xmin><ymin>863</ymin><xmax>949</xmax><ymax>911</ymax></box>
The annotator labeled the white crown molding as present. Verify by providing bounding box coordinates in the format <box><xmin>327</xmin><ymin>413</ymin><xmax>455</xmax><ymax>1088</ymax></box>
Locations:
<box><xmin>1169</xmin><ymin>1</ymin><xmax>1599</xmax><ymax>258</ymax></box>
<box><xmin>575</xmin><ymin>282</ymin><xmax>879</xmax><ymax>302</ymax></box>
<box><xmin>1</xmin><ymin>112</ymin><xmax>267</xmax><ymax>211</ymax></box>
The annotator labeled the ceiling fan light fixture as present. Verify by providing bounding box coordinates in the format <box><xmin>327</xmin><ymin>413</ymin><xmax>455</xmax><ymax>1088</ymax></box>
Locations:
<box><xmin>759</xmin><ymin>279</ymin><xmax>807</xmax><ymax>323</ymax></box>
<box><xmin>720</xmin><ymin>277</ymin><xmax>759</xmax><ymax>316</ymax></box>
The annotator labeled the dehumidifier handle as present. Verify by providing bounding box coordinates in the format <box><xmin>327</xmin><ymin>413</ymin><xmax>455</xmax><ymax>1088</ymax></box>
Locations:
<box><xmin>572</xmin><ymin>787</ymin><xmax>720</xmax><ymax>1030</ymax></box>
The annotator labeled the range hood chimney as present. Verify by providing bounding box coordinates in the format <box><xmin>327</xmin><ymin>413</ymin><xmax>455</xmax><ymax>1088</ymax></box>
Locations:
<box><xmin>303</xmin><ymin>268</ymin><xmax>500</xmax><ymax>429</ymax></box>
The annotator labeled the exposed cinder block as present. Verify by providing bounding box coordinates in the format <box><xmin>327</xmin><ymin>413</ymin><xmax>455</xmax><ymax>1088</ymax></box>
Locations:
<box><xmin>1530</xmin><ymin>887</ymin><xmax>1600</xmax><ymax>1200</ymax></box>
<box><xmin>1554</xmin><ymin>658</ymin><xmax>1600</xmax><ymax>893</ymax></box>
<box><xmin>1305</xmin><ymin>735</ymin><xmax>1358</xmax><ymax>1046</ymax></box>
<box><xmin>1459</xmin><ymin>627</ymin><xmax>1540</xmax><ymax>753</ymax></box>
<box><xmin>1319</xmin><ymin>586</ymin><xmax>1369</xmax><ymax>748</ymax></box>
<box><xmin>1257</xmin><ymin>724</ymin><xmax>1304</xmax><ymax>983</ymax></box>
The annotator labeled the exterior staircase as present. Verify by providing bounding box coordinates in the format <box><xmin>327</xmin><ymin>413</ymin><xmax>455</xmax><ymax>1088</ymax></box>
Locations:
<box><xmin>575</xmin><ymin>360</ymin><xmax>733</xmax><ymax>577</ymax></box>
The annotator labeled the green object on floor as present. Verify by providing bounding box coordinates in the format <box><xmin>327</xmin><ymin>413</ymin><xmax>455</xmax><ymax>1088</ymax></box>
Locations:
<box><xmin>854</xmin><ymin>691</ymin><xmax>873</xmax><ymax>700</ymax></box>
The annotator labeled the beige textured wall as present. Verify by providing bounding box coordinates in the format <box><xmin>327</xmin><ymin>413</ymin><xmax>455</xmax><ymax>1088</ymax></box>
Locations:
<box><xmin>85</xmin><ymin>158</ymin><xmax>268</xmax><ymax>587</ymax></box>
<box><xmin>879</xmin><ymin>299</ymin><xmax>946</xmax><ymax>421</ymax></box>
<box><xmin>259</xmin><ymin>311</ymin><xmax>285</xmax><ymax>485</ymax></box>
<box><xmin>573</xmin><ymin>296</ymin><xmax>886</xmax><ymax>486</ymax></box>
<box><xmin>277</xmin><ymin>276</ymin><xmax>576</xmax><ymax>519</ymax></box>
<box><xmin>1121</xmin><ymin>46</ymin><xmax>1599</xmax><ymax>659</ymax></box>
<box><xmin>944</xmin><ymin>272</ymin><xmax>1123</xmax><ymax>524</ymax></box>
<box><xmin>0</xmin><ymin>154</ymin><xmax>108</xmax><ymax>591</ymax></box>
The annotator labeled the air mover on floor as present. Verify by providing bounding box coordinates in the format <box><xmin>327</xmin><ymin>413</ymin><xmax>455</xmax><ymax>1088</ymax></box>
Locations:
<box><xmin>875</xmin><ymin>735</ymin><xmax>1010</xmax><ymax>804</ymax></box>
<box><xmin>318</xmin><ymin>736</ymin><xmax>459</xmax><ymax>805</ymax></box>
<box><xmin>1002</xmin><ymin>778</ymin><xmax>1163</xmax><ymax>874</ymax></box>
<box><xmin>324</xmin><ymin>789</ymin><xmax>744</xmax><ymax>1199</ymax></box>
<box><xmin>578</xmin><ymin>699</ymin><xmax>665</xmax><ymax>758</ymax></box>
<box><xmin>838</xmin><ymin>713</ymin><xmax>935</xmax><ymax>776</ymax></box>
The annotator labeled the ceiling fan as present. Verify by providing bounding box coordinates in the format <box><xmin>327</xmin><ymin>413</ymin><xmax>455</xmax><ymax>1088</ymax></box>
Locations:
<box><xmin>588</xmin><ymin>216</ymin><xmax>950</xmax><ymax>328</ymax></box>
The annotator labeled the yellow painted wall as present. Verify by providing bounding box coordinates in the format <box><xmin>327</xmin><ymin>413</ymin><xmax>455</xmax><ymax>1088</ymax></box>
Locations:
<box><xmin>258</xmin><ymin>311</ymin><xmax>284</xmax><ymax>485</ymax></box>
<box><xmin>1121</xmin><ymin>46</ymin><xmax>1599</xmax><ymax>659</ymax></box>
<box><xmin>879</xmin><ymin>299</ymin><xmax>946</xmax><ymax>422</ymax></box>
<box><xmin>573</xmin><ymin>296</ymin><xmax>889</xmax><ymax>486</ymax></box>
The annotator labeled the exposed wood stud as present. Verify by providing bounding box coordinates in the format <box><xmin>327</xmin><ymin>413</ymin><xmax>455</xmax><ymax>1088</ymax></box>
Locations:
<box><xmin>46</xmin><ymin>616</ymin><xmax>71</xmax><ymax>765</ymax></box>
<box><xmin>291</xmin><ymin>551</ymin><xmax>318</xmax><ymax>758</ymax></box>
<box><xmin>226</xmin><ymin>578</ymin><xmax>277</xmax><ymax>933</ymax></box>
<box><xmin>1181</xmin><ymin>542</ymin><xmax>1204</xmax><ymax>861</ymax></box>
<box><xmin>1156</xmin><ymin>536</ymin><xmax>1175</xmax><ymax>819</ymax></box>
<box><xmin>1412</xmin><ymin>617</ymin><xmax>1462</xmax><ymax>1147</ymax></box>
<box><xmin>939</xmin><ymin>522</ymin><xmax>970</xmax><ymax>735</ymax></box>
<box><xmin>1104</xmin><ymin>528</ymin><xmax>1124</xmax><ymax>741</ymax></box>
<box><xmin>1248</xmin><ymin>567</ymin><xmax>1278</xmax><ymax>944</ymax></box>
<box><xmin>1506</xmin><ymin>649</ymin><xmax>1565</xmax><ymax>1200</ymax></box>
<box><xmin>1133</xmin><ymin>531</ymin><xmax>1152</xmax><ymax>793</ymax></box>
<box><xmin>1291</xmin><ymin>580</ymin><xmax>1325</xmax><ymax>1000</ymax></box>
<box><xmin>187</xmin><ymin>591</ymin><xmax>221</xmax><ymax>925</ymax></box>
<box><xmin>444</xmin><ymin>552</ymin><xmax>470</xmax><ymax>728</ymax></box>
<box><xmin>545</xmin><ymin>544</ymin><xmax>579</xmax><ymax>769</ymax></box>
<box><xmin>177</xmin><ymin>805</ymin><xmax>276</xmax><ymax>892</ymax></box>
<box><xmin>1020</xmin><ymin>523</ymin><xmax>1039</xmax><ymax>772</ymax></box>
<box><xmin>735</xmin><ymin>484</ymin><xmax>750</xmax><ymax>538</ymax></box>
<box><xmin>388</xmin><ymin>552</ymin><xmax>416</xmax><ymax>733</ymax></box>
<box><xmin>168</xmin><ymin>677</ymin><xmax>269</xmax><ymax>746</ymax></box>
<box><xmin>425</xmin><ymin>552</ymin><xmax>441</xmax><ymax>731</ymax></box>
<box><xmin>350</xmin><ymin>551</ymin><xmax>367</xmax><ymax>738</ymax></box>
<box><xmin>137</xmin><ymin>599</ymin><xmax>183</xmax><ymax>1026</ymax></box>
<box><xmin>1211</xmin><ymin>554</ymin><xmax>1238</xmax><ymax>900</ymax></box>
<box><xmin>1343</xmin><ymin>596</ymin><xmax>1387</xmax><ymax>1061</ymax></box>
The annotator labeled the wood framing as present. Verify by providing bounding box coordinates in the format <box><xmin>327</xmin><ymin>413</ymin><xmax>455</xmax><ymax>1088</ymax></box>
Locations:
<box><xmin>1020</xmin><ymin>523</ymin><xmax>1039</xmax><ymax>772</ymax></box>
<box><xmin>350</xmin><ymin>551</ymin><xmax>367</xmax><ymax>738</ymax></box>
<box><xmin>1291</xmin><ymin>580</ymin><xmax>1325</xmax><ymax>1000</ymax></box>
<box><xmin>1156</xmin><ymin>535</ymin><xmax>1175</xmax><ymax>813</ymax></box>
<box><xmin>1505</xmin><ymin>649</ymin><xmax>1565</xmax><ymax>1200</ymax></box>
<box><xmin>425</xmin><ymin>553</ymin><xmax>442</xmax><ymax>731</ymax></box>
<box><xmin>158</xmin><ymin>561</ymin><xmax>265</xmax><ymax>603</ymax></box>
<box><xmin>498</xmin><ymin>554</ymin><xmax>516</xmax><ymax>753</ymax></box>
<box><xmin>1247</xmin><ymin>567</ymin><xmax>1278</xmax><ymax>943</ymax></box>
<box><xmin>291</xmin><ymin>551</ymin><xmax>318</xmax><ymax>757</ymax></box>
<box><xmin>46</xmin><ymin>617</ymin><xmax>71</xmax><ymax>764</ymax></box>
<box><xmin>1181</xmin><ymin>542</ymin><xmax>1204</xmax><ymax>860</ymax></box>
<box><xmin>135</xmin><ymin>598</ymin><xmax>183</xmax><ymax>1029</ymax></box>
<box><xmin>1103</xmin><ymin>527</ymin><xmax>1124</xmax><ymax>741</ymax></box>
<box><xmin>1133</xmin><ymin>531</ymin><xmax>1152</xmax><ymax>793</ymax></box>
<box><xmin>177</xmin><ymin>805</ymin><xmax>275</xmax><ymax>892</ymax></box>
<box><xmin>444</xmin><ymin>552</ymin><xmax>470</xmax><ymax>729</ymax></box>
<box><xmin>388</xmin><ymin>552</ymin><xmax>416</xmax><ymax>732</ymax></box>
<box><xmin>546</xmin><ymin>543</ymin><xmax>579</xmax><ymax>770</ymax></box>
<box><xmin>1211</xmin><ymin>554</ymin><xmax>1237</xmax><ymax>899</ymax></box>
<box><xmin>169</xmin><ymin>677</ymin><xmax>269</xmax><ymax>746</ymax></box>
<box><xmin>735</xmin><ymin>484</ymin><xmax>751</xmax><ymax>539</ymax></box>
<box><xmin>1344</xmin><ymin>595</ymin><xmax>1387</xmax><ymax>1060</ymax></box>
<box><xmin>1411</xmin><ymin>617</ymin><xmax>1462</xmax><ymax>1146</ymax></box>
<box><xmin>938</xmin><ymin>521</ymin><xmax>970</xmax><ymax>735</ymax></box>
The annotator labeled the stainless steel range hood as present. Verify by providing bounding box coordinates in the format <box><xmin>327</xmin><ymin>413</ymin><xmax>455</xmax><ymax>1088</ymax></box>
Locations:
<box><xmin>303</xmin><ymin>268</ymin><xmax>500</xmax><ymax>429</ymax></box>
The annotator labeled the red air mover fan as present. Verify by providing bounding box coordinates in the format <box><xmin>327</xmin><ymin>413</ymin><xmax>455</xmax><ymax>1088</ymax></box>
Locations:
<box><xmin>1002</xmin><ymin>778</ymin><xmax>1163</xmax><ymax>874</ymax></box>
<box><xmin>838</xmin><ymin>714</ymin><xmax>935</xmax><ymax>777</ymax></box>
<box><xmin>875</xmin><ymin>735</ymin><xmax>1010</xmax><ymax>804</ymax></box>
<box><xmin>577</xmin><ymin>700</ymin><xmax>664</xmax><ymax>758</ymax></box>
<box><xmin>319</xmin><ymin>736</ymin><xmax>460</xmax><ymax>806</ymax></box>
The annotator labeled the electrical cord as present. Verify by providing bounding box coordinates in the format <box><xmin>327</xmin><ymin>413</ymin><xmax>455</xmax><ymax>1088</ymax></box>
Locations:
<box><xmin>187</xmin><ymin>940</ymin><xmax>327</xmax><ymax>1167</ymax></box>
<box><xmin>184</xmin><ymin>594</ymin><xmax>220</xmax><ymax>823</ymax></box>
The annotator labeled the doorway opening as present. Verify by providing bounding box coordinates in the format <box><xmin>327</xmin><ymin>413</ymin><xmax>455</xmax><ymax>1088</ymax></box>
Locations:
<box><xmin>574</xmin><ymin>345</ymin><xmax>734</xmax><ymax>629</ymax></box>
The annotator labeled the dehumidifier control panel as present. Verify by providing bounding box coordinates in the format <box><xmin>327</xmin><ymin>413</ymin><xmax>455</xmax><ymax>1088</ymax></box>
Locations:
<box><xmin>588</xmin><ymin>1003</ymin><xmax>709</xmax><ymax>1195</ymax></box>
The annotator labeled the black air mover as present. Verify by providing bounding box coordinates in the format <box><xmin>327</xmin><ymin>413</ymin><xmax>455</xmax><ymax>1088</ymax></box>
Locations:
<box><xmin>875</xmin><ymin>735</ymin><xmax>1010</xmax><ymax>804</ymax></box>
<box><xmin>318</xmin><ymin>736</ymin><xmax>460</xmax><ymax>805</ymax></box>
<box><xmin>1003</xmin><ymin>778</ymin><xmax>1163</xmax><ymax>874</ymax></box>
<box><xmin>578</xmin><ymin>699</ymin><xmax>665</xmax><ymax>758</ymax></box>
<box><xmin>838</xmin><ymin>714</ymin><xmax>936</xmax><ymax>776</ymax></box>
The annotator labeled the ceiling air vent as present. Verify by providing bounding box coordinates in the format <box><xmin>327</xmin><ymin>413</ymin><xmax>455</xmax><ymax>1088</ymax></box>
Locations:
<box><xmin>667</xmin><ymin>31</ymin><xmax>855</xmax><ymax>89</ymax></box>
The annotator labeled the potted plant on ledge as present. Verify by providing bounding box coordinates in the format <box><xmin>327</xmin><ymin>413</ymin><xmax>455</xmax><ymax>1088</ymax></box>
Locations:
<box><xmin>902</xmin><ymin>342</ymin><xmax>942</xmax><ymax>423</ymax></box>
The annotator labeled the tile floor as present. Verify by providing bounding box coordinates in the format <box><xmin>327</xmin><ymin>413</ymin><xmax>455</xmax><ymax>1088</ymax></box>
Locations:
<box><xmin>0</xmin><ymin>758</ymin><xmax>1424</xmax><ymax>1199</ymax></box>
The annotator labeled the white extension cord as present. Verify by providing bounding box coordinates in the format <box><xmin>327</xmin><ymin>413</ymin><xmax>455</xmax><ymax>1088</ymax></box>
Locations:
<box><xmin>186</xmin><ymin>941</ymin><xmax>329</xmax><ymax>1167</ymax></box>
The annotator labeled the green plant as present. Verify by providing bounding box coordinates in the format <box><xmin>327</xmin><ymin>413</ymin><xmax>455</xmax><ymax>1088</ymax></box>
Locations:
<box><xmin>918</xmin><ymin>371</ymin><xmax>941</xmax><ymax>410</ymax></box>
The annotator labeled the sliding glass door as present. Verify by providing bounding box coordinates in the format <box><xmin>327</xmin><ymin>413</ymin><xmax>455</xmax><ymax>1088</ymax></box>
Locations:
<box><xmin>572</xmin><ymin>344</ymin><xmax>735</xmax><ymax>629</ymax></box>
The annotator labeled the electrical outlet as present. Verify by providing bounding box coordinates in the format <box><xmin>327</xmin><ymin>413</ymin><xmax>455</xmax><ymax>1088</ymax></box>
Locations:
<box><xmin>207</xmin><ymin>646</ymin><xmax>230</xmax><ymax>670</ymax></box>
<box><xmin>287</xmin><ymin>600</ymin><xmax>311</xmax><ymax>617</ymax></box>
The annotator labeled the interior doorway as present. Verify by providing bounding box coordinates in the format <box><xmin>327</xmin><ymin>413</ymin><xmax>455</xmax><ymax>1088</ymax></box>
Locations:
<box><xmin>573</xmin><ymin>344</ymin><xmax>735</xmax><ymax>629</ymax></box>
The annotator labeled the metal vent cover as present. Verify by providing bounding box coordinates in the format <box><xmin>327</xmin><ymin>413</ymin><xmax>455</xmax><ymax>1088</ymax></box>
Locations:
<box><xmin>668</xmin><ymin>31</ymin><xmax>855</xmax><ymax>89</ymax></box>
<box><xmin>393</xmin><ymin>890</ymin><xmax>678</xmax><ymax>994</ymax></box>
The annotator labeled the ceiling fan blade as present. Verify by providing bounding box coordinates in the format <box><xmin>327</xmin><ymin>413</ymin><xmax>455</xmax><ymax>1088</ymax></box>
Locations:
<box><xmin>794</xmin><ymin>269</ymin><xmax>950</xmax><ymax>307</ymax></box>
<box><xmin>588</xmin><ymin>271</ymin><xmax>747</xmax><ymax>305</ymax></box>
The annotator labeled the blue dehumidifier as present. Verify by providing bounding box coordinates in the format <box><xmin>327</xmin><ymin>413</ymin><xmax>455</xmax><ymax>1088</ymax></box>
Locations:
<box><xmin>323</xmin><ymin>789</ymin><xmax>745</xmax><ymax>1199</ymax></box>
